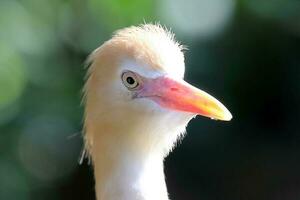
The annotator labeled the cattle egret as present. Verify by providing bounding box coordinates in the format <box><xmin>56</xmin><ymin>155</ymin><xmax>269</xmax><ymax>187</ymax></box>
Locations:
<box><xmin>83</xmin><ymin>24</ymin><xmax>232</xmax><ymax>200</ymax></box>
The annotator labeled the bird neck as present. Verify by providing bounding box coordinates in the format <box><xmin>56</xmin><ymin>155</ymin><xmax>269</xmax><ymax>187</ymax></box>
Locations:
<box><xmin>92</xmin><ymin>145</ymin><xmax>168</xmax><ymax>200</ymax></box>
<box><xmin>85</xmin><ymin>109</ymin><xmax>190</xmax><ymax>200</ymax></box>
<box><xmin>89</xmin><ymin>122</ymin><xmax>169</xmax><ymax>200</ymax></box>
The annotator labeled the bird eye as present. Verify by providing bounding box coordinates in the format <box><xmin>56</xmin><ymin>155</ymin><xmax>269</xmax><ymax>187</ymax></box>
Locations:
<box><xmin>122</xmin><ymin>71</ymin><xmax>139</xmax><ymax>90</ymax></box>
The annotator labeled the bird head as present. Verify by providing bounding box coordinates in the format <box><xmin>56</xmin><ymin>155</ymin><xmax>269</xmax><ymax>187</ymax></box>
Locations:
<box><xmin>83</xmin><ymin>24</ymin><xmax>232</xmax><ymax>157</ymax></box>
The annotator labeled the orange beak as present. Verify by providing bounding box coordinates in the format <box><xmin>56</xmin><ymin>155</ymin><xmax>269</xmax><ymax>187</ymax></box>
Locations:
<box><xmin>138</xmin><ymin>76</ymin><xmax>232</xmax><ymax>121</ymax></box>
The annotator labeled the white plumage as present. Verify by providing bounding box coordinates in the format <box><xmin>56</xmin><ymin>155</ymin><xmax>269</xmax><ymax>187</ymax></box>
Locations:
<box><xmin>83</xmin><ymin>24</ymin><xmax>232</xmax><ymax>200</ymax></box>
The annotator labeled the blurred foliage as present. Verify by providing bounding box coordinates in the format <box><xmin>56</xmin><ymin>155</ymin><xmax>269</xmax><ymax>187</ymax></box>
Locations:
<box><xmin>0</xmin><ymin>44</ymin><xmax>26</xmax><ymax>112</ymax></box>
<box><xmin>89</xmin><ymin>0</ymin><xmax>155</xmax><ymax>29</ymax></box>
<box><xmin>0</xmin><ymin>0</ymin><xmax>299</xmax><ymax>200</ymax></box>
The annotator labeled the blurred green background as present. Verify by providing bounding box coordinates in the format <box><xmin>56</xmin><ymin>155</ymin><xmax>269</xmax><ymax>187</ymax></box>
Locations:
<box><xmin>0</xmin><ymin>0</ymin><xmax>300</xmax><ymax>199</ymax></box>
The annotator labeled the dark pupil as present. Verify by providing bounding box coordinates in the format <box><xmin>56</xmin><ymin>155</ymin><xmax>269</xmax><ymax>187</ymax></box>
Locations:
<box><xmin>126</xmin><ymin>76</ymin><xmax>135</xmax><ymax>85</ymax></box>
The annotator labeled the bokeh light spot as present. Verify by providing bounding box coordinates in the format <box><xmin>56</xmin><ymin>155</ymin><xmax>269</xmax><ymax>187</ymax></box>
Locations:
<box><xmin>159</xmin><ymin>0</ymin><xmax>236</xmax><ymax>39</ymax></box>
<box><xmin>18</xmin><ymin>115</ymin><xmax>80</xmax><ymax>182</ymax></box>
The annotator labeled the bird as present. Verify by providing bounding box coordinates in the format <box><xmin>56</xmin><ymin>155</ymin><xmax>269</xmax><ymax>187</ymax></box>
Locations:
<box><xmin>83</xmin><ymin>23</ymin><xmax>232</xmax><ymax>200</ymax></box>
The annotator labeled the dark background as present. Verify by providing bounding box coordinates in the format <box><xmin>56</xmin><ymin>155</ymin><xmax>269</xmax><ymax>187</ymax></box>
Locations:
<box><xmin>0</xmin><ymin>0</ymin><xmax>300</xmax><ymax>199</ymax></box>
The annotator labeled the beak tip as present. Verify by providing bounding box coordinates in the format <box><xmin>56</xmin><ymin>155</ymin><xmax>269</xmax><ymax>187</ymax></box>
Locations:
<box><xmin>224</xmin><ymin>112</ymin><xmax>233</xmax><ymax>121</ymax></box>
<box><xmin>221</xmin><ymin>109</ymin><xmax>232</xmax><ymax>121</ymax></box>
